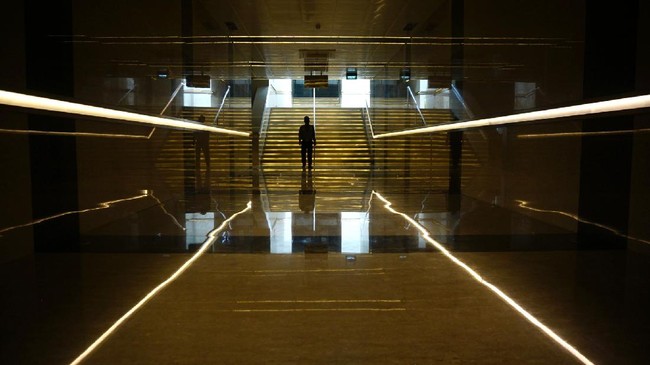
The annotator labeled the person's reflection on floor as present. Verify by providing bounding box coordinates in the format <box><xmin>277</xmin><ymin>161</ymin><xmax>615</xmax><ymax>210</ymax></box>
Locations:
<box><xmin>194</xmin><ymin>115</ymin><xmax>211</xmax><ymax>193</ymax></box>
<box><xmin>299</xmin><ymin>169</ymin><xmax>316</xmax><ymax>213</ymax></box>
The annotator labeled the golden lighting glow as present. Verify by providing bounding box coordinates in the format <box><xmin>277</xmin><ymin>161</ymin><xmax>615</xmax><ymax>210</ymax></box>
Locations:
<box><xmin>0</xmin><ymin>90</ymin><xmax>249</xmax><ymax>137</ymax></box>
<box><xmin>69</xmin><ymin>201</ymin><xmax>252</xmax><ymax>365</ymax></box>
<box><xmin>374</xmin><ymin>94</ymin><xmax>650</xmax><ymax>139</ymax></box>
<box><xmin>516</xmin><ymin>200</ymin><xmax>650</xmax><ymax>246</ymax></box>
<box><xmin>0</xmin><ymin>194</ymin><xmax>149</xmax><ymax>236</ymax></box>
<box><xmin>372</xmin><ymin>191</ymin><xmax>595</xmax><ymax>365</ymax></box>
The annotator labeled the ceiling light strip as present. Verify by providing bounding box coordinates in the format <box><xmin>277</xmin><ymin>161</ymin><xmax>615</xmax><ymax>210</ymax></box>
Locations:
<box><xmin>374</xmin><ymin>94</ymin><xmax>650</xmax><ymax>139</ymax></box>
<box><xmin>372</xmin><ymin>191</ymin><xmax>595</xmax><ymax>365</ymax></box>
<box><xmin>69</xmin><ymin>201</ymin><xmax>252</xmax><ymax>365</ymax></box>
<box><xmin>0</xmin><ymin>90</ymin><xmax>249</xmax><ymax>137</ymax></box>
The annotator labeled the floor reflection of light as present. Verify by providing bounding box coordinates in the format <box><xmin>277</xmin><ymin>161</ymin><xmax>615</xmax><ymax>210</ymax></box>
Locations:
<box><xmin>0</xmin><ymin>194</ymin><xmax>149</xmax><ymax>236</ymax></box>
<box><xmin>69</xmin><ymin>201</ymin><xmax>251</xmax><ymax>365</ymax></box>
<box><xmin>373</xmin><ymin>191</ymin><xmax>595</xmax><ymax>365</ymax></box>
<box><xmin>148</xmin><ymin>193</ymin><xmax>186</xmax><ymax>231</ymax></box>
<box><xmin>516</xmin><ymin>200</ymin><xmax>650</xmax><ymax>245</ymax></box>
<box><xmin>374</xmin><ymin>93</ymin><xmax>650</xmax><ymax>138</ymax></box>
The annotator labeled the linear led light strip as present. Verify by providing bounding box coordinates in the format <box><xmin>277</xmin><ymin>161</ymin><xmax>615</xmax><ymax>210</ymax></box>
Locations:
<box><xmin>0</xmin><ymin>90</ymin><xmax>250</xmax><ymax>137</ymax></box>
<box><xmin>70</xmin><ymin>201</ymin><xmax>252</xmax><ymax>365</ymax></box>
<box><xmin>0</xmin><ymin>127</ymin><xmax>155</xmax><ymax>139</ymax></box>
<box><xmin>374</xmin><ymin>94</ymin><xmax>650</xmax><ymax>139</ymax></box>
<box><xmin>372</xmin><ymin>191</ymin><xmax>595</xmax><ymax>365</ymax></box>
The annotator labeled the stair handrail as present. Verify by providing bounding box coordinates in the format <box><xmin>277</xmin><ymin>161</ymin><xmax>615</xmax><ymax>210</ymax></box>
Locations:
<box><xmin>450</xmin><ymin>81</ymin><xmax>475</xmax><ymax>121</ymax></box>
<box><xmin>406</xmin><ymin>85</ymin><xmax>427</xmax><ymax>126</ymax></box>
<box><xmin>213</xmin><ymin>85</ymin><xmax>231</xmax><ymax>125</ymax></box>
<box><xmin>160</xmin><ymin>81</ymin><xmax>184</xmax><ymax>116</ymax></box>
<box><xmin>117</xmin><ymin>85</ymin><xmax>136</xmax><ymax>106</ymax></box>
<box><xmin>259</xmin><ymin>85</ymin><xmax>277</xmax><ymax>159</ymax></box>
<box><xmin>362</xmin><ymin>101</ymin><xmax>375</xmax><ymax>163</ymax></box>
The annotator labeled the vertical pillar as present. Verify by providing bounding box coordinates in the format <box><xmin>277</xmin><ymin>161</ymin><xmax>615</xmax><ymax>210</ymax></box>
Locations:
<box><xmin>182</xmin><ymin>0</ymin><xmax>195</xmax><ymax>194</ymax></box>
<box><xmin>26</xmin><ymin>0</ymin><xmax>79</xmax><ymax>252</ymax></box>
<box><xmin>448</xmin><ymin>0</ymin><xmax>464</xmax><ymax>213</ymax></box>
<box><xmin>578</xmin><ymin>1</ymin><xmax>639</xmax><ymax>249</ymax></box>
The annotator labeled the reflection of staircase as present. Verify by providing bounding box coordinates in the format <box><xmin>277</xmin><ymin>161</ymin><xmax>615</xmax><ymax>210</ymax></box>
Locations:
<box><xmin>154</xmin><ymin>108</ymin><xmax>252</xmax><ymax>191</ymax></box>
<box><xmin>261</xmin><ymin>107</ymin><xmax>372</xmax><ymax>212</ymax></box>
<box><xmin>370</xmin><ymin>108</ymin><xmax>481</xmax><ymax>191</ymax></box>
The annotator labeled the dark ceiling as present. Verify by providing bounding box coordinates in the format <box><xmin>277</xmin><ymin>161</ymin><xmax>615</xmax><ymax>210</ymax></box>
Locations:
<box><xmin>66</xmin><ymin>0</ymin><xmax>583</xmax><ymax>81</ymax></box>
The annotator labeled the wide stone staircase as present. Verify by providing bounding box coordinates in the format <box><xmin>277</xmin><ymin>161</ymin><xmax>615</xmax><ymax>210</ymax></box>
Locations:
<box><xmin>154</xmin><ymin>107</ymin><xmax>252</xmax><ymax>192</ymax></box>
<box><xmin>261</xmin><ymin>107</ymin><xmax>372</xmax><ymax>212</ymax></box>
<box><xmin>369</xmin><ymin>108</ymin><xmax>481</xmax><ymax>192</ymax></box>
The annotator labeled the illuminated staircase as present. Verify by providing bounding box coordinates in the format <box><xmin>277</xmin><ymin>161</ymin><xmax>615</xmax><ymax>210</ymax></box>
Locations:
<box><xmin>369</xmin><ymin>108</ymin><xmax>481</xmax><ymax>192</ymax></box>
<box><xmin>261</xmin><ymin>107</ymin><xmax>372</xmax><ymax>212</ymax></box>
<box><xmin>154</xmin><ymin>108</ymin><xmax>252</xmax><ymax>191</ymax></box>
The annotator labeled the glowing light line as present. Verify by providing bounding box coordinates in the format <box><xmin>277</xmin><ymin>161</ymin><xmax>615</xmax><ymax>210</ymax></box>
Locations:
<box><xmin>0</xmin><ymin>194</ymin><xmax>149</xmax><ymax>236</ymax></box>
<box><xmin>516</xmin><ymin>200</ymin><xmax>650</xmax><ymax>246</ymax></box>
<box><xmin>0</xmin><ymin>90</ymin><xmax>249</xmax><ymax>137</ymax></box>
<box><xmin>372</xmin><ymin>191</ymin><xmax>595</xmax><ymax>365</ymax></box>
<box><xmin>0</xmin><ymin>128</ymin><xmax>154</xmax><ymax>139</ymax></box>
<box><xmin>148</xmin><ymin>193</ymin><xmax>186</xmax><ymax>231</ymax></box>
<box><xmin>69</xmin><ymin>201</ymin><xmax>252</xmax><ymax>365</ymax></box>
<box><xmin>374</xmin><ymin>94</ymin><xmax>650</xmax><ymax>139</ymax></box>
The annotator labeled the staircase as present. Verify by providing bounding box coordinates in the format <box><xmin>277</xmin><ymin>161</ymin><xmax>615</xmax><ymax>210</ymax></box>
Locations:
<box><xmin>261</xmin><ymin>107</ymin><xmax>372</xmax><ymax>212</ymax></box>
<box><xmin>369</xmin><ymin>108</ymin><xmax>481</xmax><ymax>192</ymax></box>
<box><xmin>154</xmin><ymin>108</ymin><xmax>252</xmax><ymax>192</ymax></box>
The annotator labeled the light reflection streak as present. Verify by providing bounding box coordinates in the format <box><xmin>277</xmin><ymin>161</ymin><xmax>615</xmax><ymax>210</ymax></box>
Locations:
<box><xmin>372</xmin><ymin>191</ymin><xmax>595</xmax><ymax>365</ymax></box>
<box><xmin>69</xmin><ymin>201</ymin><xmax>252</xmax><ymax>365</ymax></box>
<box><xmin>374</xmin><ymin>94</ymin><xmax>650</xmax><ymax>138</ymax></box>
<box><xmin>0</xmin><ymin>90</ymin><xmax>249</xmax><ymax>137</ymax></box>
<box><xmin>518</xmin><ymin>128</ymin><xmax>650</xmax><ymax>139</ymax></box>
<box><xmin>148</xmin><ymin>193</ymin><xmax>186</xmax><ymax>231</ymax></box>
<box><xmin>0</xmin><ymin>194</ymin><xmax>149</xmax><ymax>236</ymax></box>
<box><xmin>516</xmin><ymin>200</ymin><xmax>650</xmax><ymax>246</ymax></box>
<box><xmin>0</xmin><ymin>191</ymin><xmax>186</xmax><ymax>236</ymax></box>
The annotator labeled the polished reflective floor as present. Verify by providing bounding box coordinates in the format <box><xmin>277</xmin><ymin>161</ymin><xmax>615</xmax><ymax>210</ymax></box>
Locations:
<box><xmin>2</xmin><ymin>125</ymin><xmax>650</xmax><ymax>365</ymax></box>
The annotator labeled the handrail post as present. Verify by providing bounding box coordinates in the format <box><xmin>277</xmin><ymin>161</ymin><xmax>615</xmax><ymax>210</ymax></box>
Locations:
<box><xmin>160</xmin><ymin>82</ymin><xmax>184</xmax><ymax>116</ymax></box>
<box><xmin>363</xmin><ymin>101</ymin><xmax>375</xmax><ymax>164</ymax></box>
<box><xmin>407</xmin><ymin>85</ymin><xmax>427</xmax><ymax>126</ymax></box>
<box><xmin>213</xmin><ymin>85</ymin><xmax>231</xmax><ymax>125</ymax></box>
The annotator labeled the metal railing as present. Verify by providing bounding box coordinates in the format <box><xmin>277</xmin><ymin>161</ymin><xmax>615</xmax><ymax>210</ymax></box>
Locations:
<box><xmin>160</xmin><ymin>82</ymin><xmax>184</xmax><ymax>116</ymax></box>
<box><xmin>259</xmin><ymin>85</ymin><xmax>277</xmax><ymax>159</ymax></box>
<box><xmin>450</xmin><ymin>81</ymin><xmax>475</xmax><ymax>121</ymax></box>
<box><xmin>406</xmin><ymin>85</ymin><xmax>427</xmax><ymax>126</ymax></box>
<box><xmin>213</xmin><ymin>85</ymin><xmax>231</xmax><ymax>125</ymax></box>
<box><xmin>362</xmin><ymin>101</ymin><xmax>375</xmax><ymax>163</ymax></box>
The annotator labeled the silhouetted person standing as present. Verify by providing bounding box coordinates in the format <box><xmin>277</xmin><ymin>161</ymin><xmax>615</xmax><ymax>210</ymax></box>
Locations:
<box><xmin>298</xmin><ymin>115</ymin><xmax>316</xmax><ymax>169</ymax></box>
